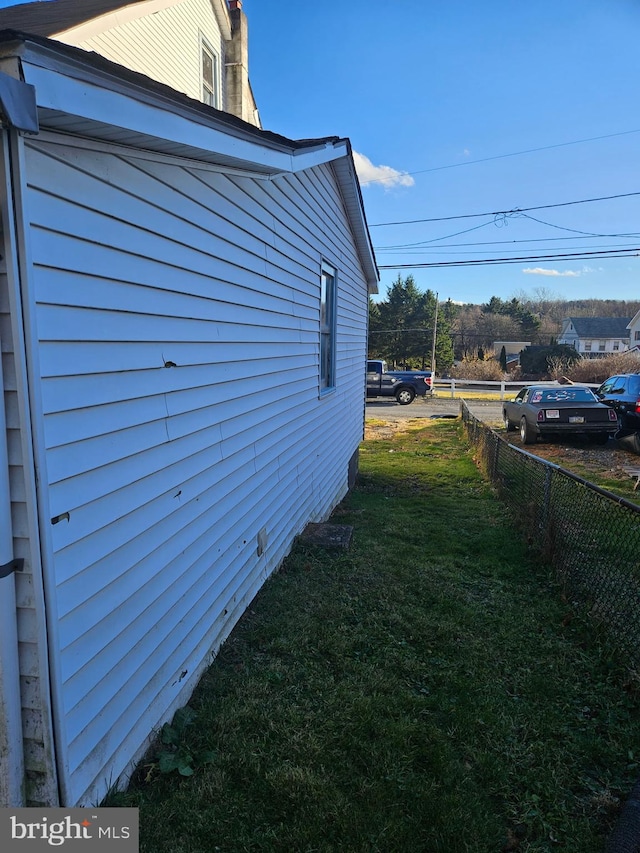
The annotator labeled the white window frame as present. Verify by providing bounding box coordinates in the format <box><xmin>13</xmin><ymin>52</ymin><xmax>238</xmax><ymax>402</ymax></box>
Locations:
<box><xmin>200</xmin><ymin>33</ymin><xmax>220</xmax><ymax>108</ymax></box>
<box><xmin>320</xmin><ymin>263</ymin><xmax>337</xmax><ymax>393</ymax></box>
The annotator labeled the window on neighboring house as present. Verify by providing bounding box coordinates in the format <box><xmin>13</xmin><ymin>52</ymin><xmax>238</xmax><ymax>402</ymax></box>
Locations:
<box><xmin>598</xmin><ymin>341</ymin><xmax>606</xmax><ymax>351</ymax></box>
<box><xmin>201</xmin><ymin>36</ymin><xmax>219</xmax><ymax>108</ymax></box>
<box><xmin>320</xmin><ymin>263</ymin><xmax>336</xmax><ymax>391</ymax></box>
<box><xmin>635</xmin><ymin>330</ymin><xmax>640</xmax><ymax>341</ymax></box>
<box><xmin>613</xmin><ymin>341</ymin><xmax>620</xmax><ymax>351</ymax></box>
<box><xmin>584</xmin><ymin>341</ymin><xmax>592</xmax><ymax>351</ymax></box>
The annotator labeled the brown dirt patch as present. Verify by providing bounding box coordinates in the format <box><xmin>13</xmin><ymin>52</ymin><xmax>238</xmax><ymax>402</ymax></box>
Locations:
<box><xmin>364</xmin><ymin>418</ymin><xmax>432</xmax><ymax>441</ymax></box>
<box><xmin>505</xmin><ymin>434</ymin><xmax>639</xmax><ymax>489</ymax></box>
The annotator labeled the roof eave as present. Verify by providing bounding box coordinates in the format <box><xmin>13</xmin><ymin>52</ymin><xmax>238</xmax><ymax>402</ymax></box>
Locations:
<box><xmin>330</xmin><ymin>152</ymin><xmax>379</xmax><ymax>293</ymax></box>
<box><xmin>0</xmin><ymin>32</ymin><xmax>379</xmax><ymax>290</ymax></box>
<box><xmin>0</xmin><ymin>35</ymin><xmax>313</xmax><ymax>170</ymax></box>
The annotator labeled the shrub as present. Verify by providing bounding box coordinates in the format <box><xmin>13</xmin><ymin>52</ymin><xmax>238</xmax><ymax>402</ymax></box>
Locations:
<box><xmin>519</xmin><ymin>344</ymin><xmax>580</xmax><ymax>376</ymax></box>
<box><xmin>449</xmin><ymin>356</ymin><xmax>504</xmax><ymax>380</ymax></box>
<box><xmin>564</xmin><ymin>352</ymin><xmax>640</xmax><ymax>384</ymax></box>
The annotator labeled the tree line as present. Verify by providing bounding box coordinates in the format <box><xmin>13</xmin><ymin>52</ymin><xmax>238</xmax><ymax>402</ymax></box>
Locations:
<box><xmin>369</xmin><ymin>275</ymin><xmax>640</xmax><ymax>373</ymax></box>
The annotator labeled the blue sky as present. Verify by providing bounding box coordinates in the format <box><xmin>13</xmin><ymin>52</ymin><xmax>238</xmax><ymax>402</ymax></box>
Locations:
<box><xmin>243</xmin><ymin>0</ymin><xmax>640</xmax><ymax>305</ymax></box>
<box><xmin>2</xmin><ymin>0</ymin><xmax>639</xmax><ymax>305</ymax></box>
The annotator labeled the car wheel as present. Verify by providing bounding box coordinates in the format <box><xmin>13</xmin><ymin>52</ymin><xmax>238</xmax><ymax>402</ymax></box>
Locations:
<box><xmin>520</xmin><ymin>416</ymin><xmax>536</xmax><ymax>445</ymax></box>
<box><xmin>503</xmin><ymin>412</ymin><xmax>515</xmax><ymax>432</ymax></box>
<box><xmin>395</xmin><ymin>387</ymin><xmax>416</xmax><ymax>405</ymax></box>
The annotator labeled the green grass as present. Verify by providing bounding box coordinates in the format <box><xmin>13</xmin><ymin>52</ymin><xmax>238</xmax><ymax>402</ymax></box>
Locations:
<box><xmin>107</xmin><ymin>421</ymin><xmax>640</xmax><ymax>852</ymax></box>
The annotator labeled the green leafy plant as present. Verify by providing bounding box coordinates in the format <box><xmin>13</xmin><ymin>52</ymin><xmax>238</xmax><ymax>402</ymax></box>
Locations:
<box><xmin>155</xmin><ymin>706</ymin><xmax>215</xmax><ymax>777</ymax></box>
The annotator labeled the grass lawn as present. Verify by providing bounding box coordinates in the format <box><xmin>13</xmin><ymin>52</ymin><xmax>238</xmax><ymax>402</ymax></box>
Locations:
<box><xmin>108</xmin><ymin>420</ymin><xmax>640</xmax><ymax>852</ymax></box>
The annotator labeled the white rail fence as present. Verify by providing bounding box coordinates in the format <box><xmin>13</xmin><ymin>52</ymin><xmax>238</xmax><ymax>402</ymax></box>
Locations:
<box><xmin>432</xmin><ymin>379</ymin><xmax>596</xmax><ymax>400</ymax></box>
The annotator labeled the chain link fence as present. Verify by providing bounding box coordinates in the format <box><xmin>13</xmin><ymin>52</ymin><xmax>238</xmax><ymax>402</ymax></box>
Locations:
<box><xmin>461</xmin><ymin>401</ymin><xmax>640</xmax><ymax>667</ymax></box>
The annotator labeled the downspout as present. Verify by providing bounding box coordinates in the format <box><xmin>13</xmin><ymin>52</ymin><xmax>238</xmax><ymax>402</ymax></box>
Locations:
<box><xmin>0</xmin><ymin>70</ymin><xmax>61</xmax><ymax>805</ymax></box>
<box><xmin>0</xmin><ymin>69</ymin><xmax>40</xmax><ymax>809</ymax></box>
<box><xmin>0</xmin><ymin>267</ymin><xmax>25</xmax><ymax>806</ymax></box>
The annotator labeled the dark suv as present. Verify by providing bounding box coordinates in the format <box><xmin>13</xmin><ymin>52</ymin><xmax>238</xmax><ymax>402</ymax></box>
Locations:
<box><xmin>595</xmin><ymin>374</ymin><xmax>640</xmax><ymax>438</ymax></box>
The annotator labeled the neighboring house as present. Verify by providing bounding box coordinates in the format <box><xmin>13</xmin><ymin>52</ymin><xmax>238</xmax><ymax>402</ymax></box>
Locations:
<box><xmin>0</xmin><ymin>0</ymin><xmax>261</xmax><ymax>126</ymax></box>
<box><xmin>0</xmin><ymin>31</ymin><xmax>378</xmax><ymax>808</ymax></box>
<box><xmin>493</xmin><ymin>340</ymin><xmax>531</xmax><ymax>367</ymax></box>
<box><xmin>493</xmin><ymin>341</ymin><xmax>532</xmax><ymax>357</ymax></box>
<box><xmin>628</xmin><ymin>310</ymin><xmax>640</xmax><ymax>353</ymax></box>
<box><xmin>557</xmin><ymin>317</ymin><xmax>631</xmax><ymax>357</ymax></box>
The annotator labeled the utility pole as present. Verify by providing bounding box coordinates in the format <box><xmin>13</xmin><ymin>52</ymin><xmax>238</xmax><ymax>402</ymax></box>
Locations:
<box><xmin>430</xmin><ymin>292</ymin><xmax>439</xmax><ymax>376</ymax></box>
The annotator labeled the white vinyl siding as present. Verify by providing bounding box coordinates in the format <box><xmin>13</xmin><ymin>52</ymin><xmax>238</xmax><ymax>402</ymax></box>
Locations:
<box><xmin>59</xmin><ymin>0</ymin><xmax>226</xmax><ymax>109</ymax></box>
<box><xmin>23</xmin><ymin>133</ymin><xmax>367</xmax><ymax>805</ymax></box>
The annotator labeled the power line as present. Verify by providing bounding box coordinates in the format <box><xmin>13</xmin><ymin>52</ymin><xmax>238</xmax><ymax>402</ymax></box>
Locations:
<box><xmin>369</xmin><ymin>190</ymin><xmax>640</xmax><ymax>227</ymax></box>
<box><xmin>379</xmin><ymin>243</ymin><xmax>640</xmax><ymax>257</ymax></box>
<box><xmin>378</xmin><ymin>248</ymin><xmax>640</xmax><ymax>270</ymax></box>
<box><xmin>361</xmin><ymin>129</ymin><xmax>640</xmax><ymax>188</ymax></box>
<box><xmin>377</xmin><ymin>233</ymin><xmax>640</xmax><ymax>251</ymax></box>
<box><xmin>377</xmin><ymin>230</ymin><xmax>640</xmax><ymax>250</ymax></box>
<box><xmin>375</xmin><ymin>211</ymin><xmax>640</xmax><ymax>250</ymax></box>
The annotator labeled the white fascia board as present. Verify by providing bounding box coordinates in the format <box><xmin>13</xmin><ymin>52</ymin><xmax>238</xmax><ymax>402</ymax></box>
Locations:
<box><xmin>19</xmin><ymin>56</ymin><xmax>300</xmax><ymax>174</ymax></box>
<box><xmin>331</xmin><ymin>154</ymin><xmax>379</xmax><ymax>294</ymax></box>
<box><xmin>289</xmin><ymin>139</ymin><xmax>351</xmax><ymax>171</ymax></box>
<box><xmin>209</xmin><ymin>0</ymin><xmax>232</xmax><ymax>41</ymax></box>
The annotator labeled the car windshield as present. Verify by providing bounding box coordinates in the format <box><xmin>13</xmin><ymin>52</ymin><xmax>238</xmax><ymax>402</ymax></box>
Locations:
<box><xmin>530</xmin><ymin>388</ymin><xmax>596</xmax><ymax>404</ymax></box>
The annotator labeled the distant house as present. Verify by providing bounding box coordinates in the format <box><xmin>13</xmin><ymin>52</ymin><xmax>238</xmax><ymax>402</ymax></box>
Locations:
<box><xmin>493</xmin><ymin>340</ymin><xmax>531</xmax><ymax>367</ymax></box>
<box><xmin>493</xmin><ymin>340</ymin><xmax>532</xmax><ymax>357</ymax></box>
<box><xmin>557</xmin><ymin>317</ymin><xmax>631</xmax><ymax>357</ymax></box>
<box><xmin>0</xmin><ymin>31</ymin><xmax>377</xmax><ymax>808</ymax></box>
<box><xmin>628</xmin><ymin>310</ymin><xmax>640</xmax><ymax>352</ymax></box>
<box><xmin>0</xmin><ymin>0</ymin><xmax>261</xmax><ymax>125</ymax></box>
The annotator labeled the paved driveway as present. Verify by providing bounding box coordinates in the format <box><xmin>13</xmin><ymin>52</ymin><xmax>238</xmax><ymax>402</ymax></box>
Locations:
<box><xmin>366</xmin><ymin>396</ymin><xmax>503</xmax><ymax>425</ymax></box>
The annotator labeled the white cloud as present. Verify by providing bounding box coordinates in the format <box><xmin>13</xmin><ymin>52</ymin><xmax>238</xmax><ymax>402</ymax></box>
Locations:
<box><xmin>522</xmin><ymin>268</ymin><xmax>581</xmax><ymax>277</ymax></box>
<box><xmin>463</xmin><ymin>149</ymin><xmax>471</xmax><ymax>157</ymax></box>
<box><xmin>353</xmin><ymin>151</ymin><xmax>415</xmax><ymax>189</ymax></box>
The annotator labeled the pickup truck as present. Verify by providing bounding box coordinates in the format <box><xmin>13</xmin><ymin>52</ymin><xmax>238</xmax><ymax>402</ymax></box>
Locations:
<box><xmin>366</xmin><ymin>359</ymin><xmax>433</xmax><ymax>405</ymax></box>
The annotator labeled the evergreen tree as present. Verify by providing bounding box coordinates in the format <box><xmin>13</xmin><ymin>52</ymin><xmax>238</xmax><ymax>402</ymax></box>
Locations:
<box><xmin>367</xmin><ymin>275</ymin><xmax>455</xmax><ymax>372</ymax></box>
<box><xmin>367</xmin><ymin>297</ymin><xmax>383</xmax><ymax>358</ymax></box>
<box><xmin>499</xmin><ymin>345</ymin><xmax>508</xmax><ymax>372</ymax></box>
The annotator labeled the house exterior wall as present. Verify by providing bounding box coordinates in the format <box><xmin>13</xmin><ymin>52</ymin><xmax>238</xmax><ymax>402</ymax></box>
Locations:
<box><xmin>558</xmin><ymin>320</ymin><xmax>630</xmax><ymax>357</ymax></box>
<box><xmin>628</xmin><ymin>311</ymin><xmax>640</xmax><ymax>349</ymax></box>
<box><xmin>557</xmin><ymin>320</ymin><xmax>577</xmax><ymax>349</ymax></box>
<box><xmin>21</xmin><ymin>131</ymin><xmax>368</xmax><ymax>805</ymax></box>
<box><xmin>565</xmin><ymin>338</ymin><xmax>629</xmax><ymax>357</ymax></box>
<box><xmin>56</xmin><ymin>0</ymin><xmax>227</xmax><ymax>111</ymax></box>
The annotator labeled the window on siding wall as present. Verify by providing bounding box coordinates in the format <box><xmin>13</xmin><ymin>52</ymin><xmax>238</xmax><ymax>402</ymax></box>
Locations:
<box><xmin>201</xmin><ymin>36</ymin><xmax>220</xmax><ymax>108</ymax></box>
<box><xmin>320</xmin><ymin>263</ymin><xmax>336</xmax><ymax>391</ymax></box>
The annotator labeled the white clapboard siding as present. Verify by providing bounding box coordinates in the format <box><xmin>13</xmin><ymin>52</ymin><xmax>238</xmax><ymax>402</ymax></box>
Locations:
<box><xmin>23</xmin><ymin>133</ymin><xmax>368</xmax><ymax>805</ymax></box>
<box><xmin>60</xmin><ymin>0</ymin><xmax>226</xmax><ymax>110</ymax></box>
